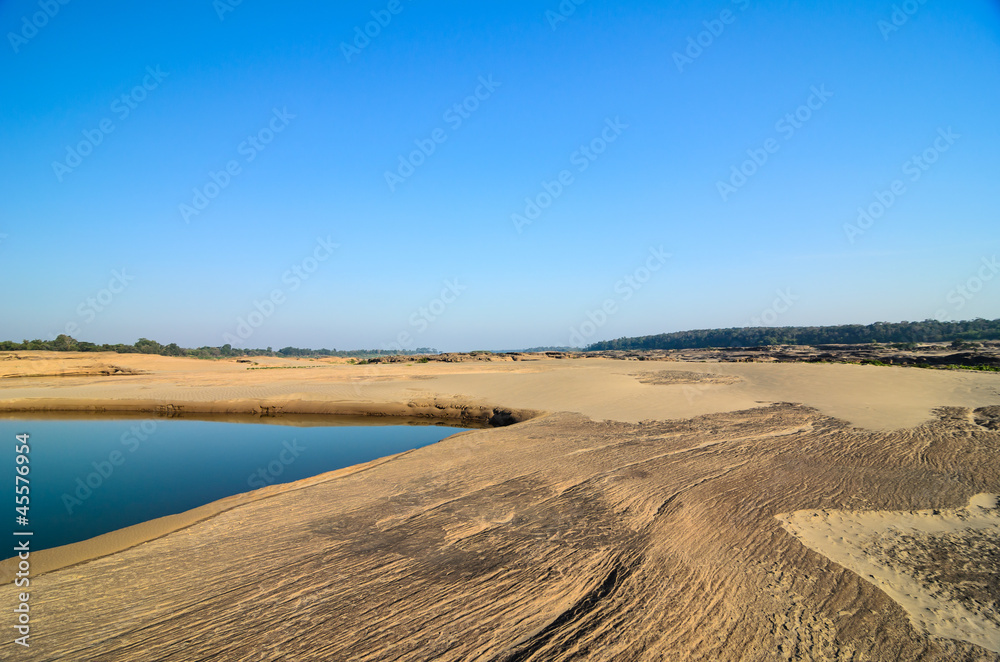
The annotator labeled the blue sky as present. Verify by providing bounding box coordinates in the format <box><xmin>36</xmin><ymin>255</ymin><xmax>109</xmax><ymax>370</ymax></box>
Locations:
<box><xmin>1</xmin><ymin>1</ymin><xmax>998</xmax><ymax>351</ymax></box>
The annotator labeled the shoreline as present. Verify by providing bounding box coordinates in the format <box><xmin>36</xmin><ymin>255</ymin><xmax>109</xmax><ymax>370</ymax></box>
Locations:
<box><xmin>0</xmin><ymin>375</ymin><xmax>538</xmax><ymax>583</ymax></box>
<box><xmin>0</xmin><ymin>413</ymin><xmax>504</xmax><ymax>584</ymax></box>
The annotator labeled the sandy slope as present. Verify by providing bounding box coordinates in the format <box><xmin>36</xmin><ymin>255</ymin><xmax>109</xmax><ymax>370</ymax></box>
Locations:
<box><xmin>0</xmin><ymin>352</ymin><xmax>998</xmax><ymax>661</ymax></box>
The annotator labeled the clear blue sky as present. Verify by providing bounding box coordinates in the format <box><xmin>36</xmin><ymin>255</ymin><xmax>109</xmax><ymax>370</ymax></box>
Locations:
<box><xmin>2</xmin><ymin>1</ymin><xmax>998</xmax><ymax>351</ymax></box>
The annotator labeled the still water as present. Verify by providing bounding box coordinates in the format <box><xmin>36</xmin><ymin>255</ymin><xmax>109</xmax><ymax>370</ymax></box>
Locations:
<box><xmin>2</xmin><ymin>416</ymin><xmax>469</xmax><ymax>552</ymax></box>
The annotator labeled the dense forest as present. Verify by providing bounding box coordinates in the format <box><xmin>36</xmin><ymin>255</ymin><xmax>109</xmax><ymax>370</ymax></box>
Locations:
<box><xmin>0</xmin><ymin>336</ymin><xmax>436</xmax><ymax>359</ymax></box>
<box><xmin>585</xmin><ymin>318</ymin><xmax>1000</xmax><ymax>351</ymax></box>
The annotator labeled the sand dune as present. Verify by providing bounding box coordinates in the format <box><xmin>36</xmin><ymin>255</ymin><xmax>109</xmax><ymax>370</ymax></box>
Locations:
<box><xmin>0</xmin><ymin>352</ymin><xmax>998</xmax><ymax>660</ymax></box>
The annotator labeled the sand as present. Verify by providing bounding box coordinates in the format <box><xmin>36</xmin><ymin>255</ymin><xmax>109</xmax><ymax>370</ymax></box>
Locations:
<box><xmin>0</xmin><ymin>351</ymin><xmax>998</xmax><ymax>660</ymax></box>
<box><xmin>778</xmin><ymin>494</ymin><xmax>1000</xmax><ymax>653</ymax></box>
<box><xmin>2</xmin><ymin>350</ymin><xmax>998</xmax><ymax>429</ymax></box>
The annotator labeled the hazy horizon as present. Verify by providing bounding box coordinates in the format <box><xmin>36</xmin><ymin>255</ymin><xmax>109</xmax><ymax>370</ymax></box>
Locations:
<box><xmin>3</xmin><ymin>2</ymin><xmax>999</xmax><ymax>352</ymax></box>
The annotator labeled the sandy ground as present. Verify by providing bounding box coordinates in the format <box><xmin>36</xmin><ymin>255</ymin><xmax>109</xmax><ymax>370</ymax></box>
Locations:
<box><xmin>2</xmin><ymin>351</ymin><xmax>998</xmax><ymax>428</ymax></box>
<box><xmin>0</xmin><ymin>351</ymin><xmax>998</xmax><ymax>660</ymax></box>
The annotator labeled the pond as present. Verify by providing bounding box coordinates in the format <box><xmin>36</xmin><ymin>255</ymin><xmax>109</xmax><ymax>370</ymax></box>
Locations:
<box><xmin>1</xmin><ymin>415</ymin><xmax>471</xmax><ymax>552</ymax></box>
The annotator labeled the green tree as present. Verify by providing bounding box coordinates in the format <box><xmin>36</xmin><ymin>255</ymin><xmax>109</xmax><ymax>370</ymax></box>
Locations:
<box><xmin>53</xmin><ymin>334</ymin><xmax>78</xmax><ymax>351</ymax></box>
<box><xmin>133</xmin><ymin>338</ymin><xmax>163</xmax><ymax>354</ymax></box>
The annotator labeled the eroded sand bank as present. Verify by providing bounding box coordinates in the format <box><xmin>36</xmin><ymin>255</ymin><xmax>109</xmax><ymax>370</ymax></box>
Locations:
<box><xmin>0</xmin><ymin>352</ymin><xmax>998</xmax><ymax>661</ymax></box>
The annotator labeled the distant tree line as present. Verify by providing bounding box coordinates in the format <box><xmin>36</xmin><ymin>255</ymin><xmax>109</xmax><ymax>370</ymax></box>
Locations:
<box><xmin>585</xmin><ymin>318</ymin><xmax>1000</xmax><ymax>351</ymax></box>
<box><xmin>0</xmin><ymin>336</ymin><xmax>438</xmax><ymax>359</ymax></box>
